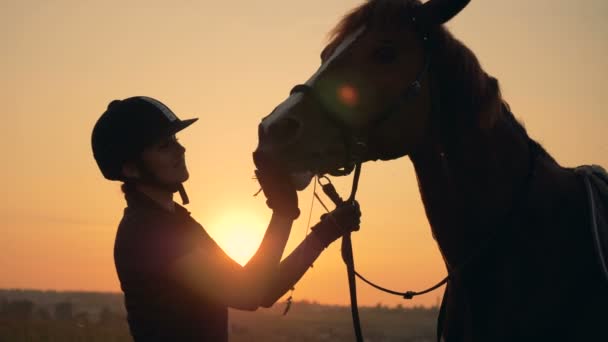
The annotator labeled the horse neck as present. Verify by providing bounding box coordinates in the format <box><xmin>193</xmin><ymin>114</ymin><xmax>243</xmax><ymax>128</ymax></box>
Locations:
<box><xmin>409</xmin><ymin>109</ymin><xmax>533</xmax><ymax>268</ymax></box>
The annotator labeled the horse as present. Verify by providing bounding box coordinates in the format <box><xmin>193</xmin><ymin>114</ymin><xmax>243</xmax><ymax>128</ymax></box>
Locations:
<box><xmin>254</xmin><ymin>0</ymin><xmax>608</xmax><ymax>340</ymax></box>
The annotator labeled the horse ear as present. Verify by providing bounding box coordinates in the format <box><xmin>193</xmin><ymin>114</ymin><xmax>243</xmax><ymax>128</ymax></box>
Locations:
<box><xmin>416</xmin><ymin>0</ymin><xmax>471</xmax><ymax>26</ymax></box>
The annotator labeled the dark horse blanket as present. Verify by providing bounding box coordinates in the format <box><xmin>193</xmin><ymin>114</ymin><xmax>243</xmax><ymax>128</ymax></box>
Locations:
<box><xmin>575</xmin><ymin>164</ymin><xmax>608</xmax><ymax>283</ymax></box>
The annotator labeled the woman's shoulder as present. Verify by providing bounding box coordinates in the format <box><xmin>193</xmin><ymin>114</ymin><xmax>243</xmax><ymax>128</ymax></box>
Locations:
<box><xmin>114</xmin><ymin>207</ymin><xmax>203</xmax><ymax>271</ymax></box>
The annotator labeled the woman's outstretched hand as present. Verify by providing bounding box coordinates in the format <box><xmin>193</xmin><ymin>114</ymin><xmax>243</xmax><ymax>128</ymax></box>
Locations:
<box><xmin>253</xmin><ymin>152</ymin><xmax>300</xmax><ymax>220</ymax></box>
<box><xmin>310</xmin><ymin>201</ymin><xmax>361</xmax><ymax>249</ymax></box>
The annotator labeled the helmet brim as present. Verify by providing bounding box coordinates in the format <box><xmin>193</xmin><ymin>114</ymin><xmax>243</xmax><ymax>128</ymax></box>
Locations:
<box><xmin>167</xmin><ymin>117</ymin><xmax>198</xmax><ymax>136</ymax></box>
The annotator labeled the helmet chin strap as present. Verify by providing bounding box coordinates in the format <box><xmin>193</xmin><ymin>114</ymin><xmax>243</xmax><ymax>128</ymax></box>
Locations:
<box><xmin>146</xmin><ymin>180</ymin><xmax>189</xmax><ymax>205</ymax></box>
<box><xmin>129</xmin><ymin>176</ymin><xmax>190</xmax><ymax>205</ymax></box>
<box><xmin>177</xmin><ymin>184</ymin><xmax>190</xmax><ymax>205</ymax></box>
<box><xmin>131</xmin><ymin>160</ymin><xmax>190</xmax><ymax>205</ymax></box>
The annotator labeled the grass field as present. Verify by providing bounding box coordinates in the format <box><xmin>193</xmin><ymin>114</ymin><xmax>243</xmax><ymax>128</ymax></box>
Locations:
<box><xmin>0</xmin><ymin>290</ymin><xmax>438</xmax><ymax>342</ymax></box>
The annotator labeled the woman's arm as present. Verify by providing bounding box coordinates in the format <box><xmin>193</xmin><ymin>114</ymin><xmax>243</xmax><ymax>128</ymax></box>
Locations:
<box><xmin>258</xmin><ymin>232</ymin><xmax>324</xmax><ymax>307</ymax></box>
<box><xmin>167</xmin><ymin>155</ymin><xmax>300</xmax><ymax>310</ymax></box>
<box><xmin>166</xmin><ymin>154</ymin><xmax>358</xmax><ymax>310</ymax></box>
<box><xmin>165</xmin><ymin>203</ymin><xmax>359</xmax><ymax>311</ymax></box>
<box><xmin>166</xmin><ymin>212</ymin><xmax>294</xmax><ymax>310</ymax></box>
<box><xmin>259</xmin><ymin>202</ymin><xmax>361</xmax><ymax>307</ymax></box>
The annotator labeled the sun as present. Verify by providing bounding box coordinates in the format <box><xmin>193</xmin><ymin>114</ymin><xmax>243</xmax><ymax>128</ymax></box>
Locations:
<box><xmin>206</xmin><ymin>214</ymin><xmax>266</xmax><ymax>266</ymax></box>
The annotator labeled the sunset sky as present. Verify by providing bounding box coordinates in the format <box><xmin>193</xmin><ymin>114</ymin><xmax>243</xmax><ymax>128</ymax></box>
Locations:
<box><xmin>2</xmin><ymin>0</ymin><xmax>607</xmax><ymax>309</ymax></box>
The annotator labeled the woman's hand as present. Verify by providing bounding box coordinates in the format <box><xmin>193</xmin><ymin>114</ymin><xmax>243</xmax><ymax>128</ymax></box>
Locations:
<box><xmin>253</xmin><ymin>152</ymin><xmax>299</xmax><ymax>220</ymax></box>
<box><xmin>310</xmin><ymin>201</ymin><xmax>361</xmax><ymax>249</ymax></box>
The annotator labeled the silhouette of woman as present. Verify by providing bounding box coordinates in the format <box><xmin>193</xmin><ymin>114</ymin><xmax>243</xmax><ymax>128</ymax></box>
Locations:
<box><xmin>91</xmin><ymin>96</ymin><xmax>361</xmax><ymax>341</ymax></box>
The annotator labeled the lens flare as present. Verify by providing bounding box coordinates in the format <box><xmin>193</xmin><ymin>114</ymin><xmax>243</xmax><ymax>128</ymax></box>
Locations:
<box><xmin>337</xmin><ymin>84</ymin><xmax>358</xmax><ymax>107</ymax></box>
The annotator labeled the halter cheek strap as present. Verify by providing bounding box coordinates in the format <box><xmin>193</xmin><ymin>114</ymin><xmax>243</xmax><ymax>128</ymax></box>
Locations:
<box><xmin>371</xmin><ymin>54</ymin><xmax>430</xmax><ymax>128</ymax></box>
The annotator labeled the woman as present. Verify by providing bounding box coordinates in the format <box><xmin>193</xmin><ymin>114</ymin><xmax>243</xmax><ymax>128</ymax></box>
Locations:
<box><xmin>91</xmin><ymin>96</ymin><xmax>361</xmax><ymax>341</ymax></box>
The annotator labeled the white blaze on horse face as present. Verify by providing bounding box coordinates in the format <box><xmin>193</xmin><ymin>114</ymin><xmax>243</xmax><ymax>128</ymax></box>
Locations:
<box><xmin>305</xmin><ymin>26</ymin><xmax>366</xmax><ymax>86</ymax></box>
<box><xmin>260</xmin><ymin>27</ymin><xmax>366</xmax><ymax>134</ymax></box>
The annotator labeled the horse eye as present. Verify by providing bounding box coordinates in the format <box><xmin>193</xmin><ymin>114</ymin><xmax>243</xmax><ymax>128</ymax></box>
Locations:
<box><xmin>372</xmin><ymin>46</ymin><xmax>398</xmax><ymax>64</ymax></box>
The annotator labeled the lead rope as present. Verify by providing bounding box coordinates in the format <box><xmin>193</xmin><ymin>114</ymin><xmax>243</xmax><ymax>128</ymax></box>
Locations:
<box><xmin>343</xmin><ymin>163</ymin><xmax>363</xmax><ymax>342</ymax></box>
<box><xmin>312</xmin><ymin>164</ymin><xmax>364</xmax><ymax>341</ymax></box>
<box><xmin>317</xmin><ymin>165</ymin><xmax>451</xmax><ymax>342</ymax></box>
<box><xmin>331</xmin><ymin>162</ymin><xmax>364</xmax><ymax>342</ymax></box>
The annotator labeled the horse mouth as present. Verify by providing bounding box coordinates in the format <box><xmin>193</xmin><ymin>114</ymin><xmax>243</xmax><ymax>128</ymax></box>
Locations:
<box><xmin>289</xmin><ymin>171</ymin><xmax>315</xmax><ymax>190</ymax></box>
<box><xmin>254</xmin><ymin>146</ymin><xmax>350</xmax><ymax>188</ymax></box>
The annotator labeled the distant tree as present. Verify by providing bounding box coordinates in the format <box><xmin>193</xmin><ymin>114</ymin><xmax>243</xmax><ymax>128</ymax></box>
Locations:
<box><xmin>0</xmin><ymin>296</ymin><xmax>7</xmax><ymax>314</ymax></box>
<box><xmin>74</xmin><ymin>311</ymin><xmax>90</xmax><ymax>327</ymax></box>
<box><xmin>54</xmin><ymin>301</ymin><xmax>73</xmax><ymax>320</ymax></box>
<box><xmin>36</xmin><ymin>307</ymin><xmax>52</xmax><ymax>320</ymax></box>
<box><xmin>375</xmin><ymin>302</ymin><xmax>388</xmax><ymax>311</ymax></box>
<box><xmin>98</xmin><ymin>306</ymin><xmax>123</xmax><ymax>325</ymax></box>
<box><xmin>412</xmin><ymin>304</ymin><xmax>426</xmax><ymax>312</ymax></box>
<box><xmin>4</xmin><ymin>299</ymin><xmax>34</xmax><ymax>320</ymax></box>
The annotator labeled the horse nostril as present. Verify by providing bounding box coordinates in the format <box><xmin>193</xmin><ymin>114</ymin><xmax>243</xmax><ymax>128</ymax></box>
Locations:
<box><xmin>267</xmin><ymin>117</ymin><xmax>301</xmax><ymax>145</ymax></box>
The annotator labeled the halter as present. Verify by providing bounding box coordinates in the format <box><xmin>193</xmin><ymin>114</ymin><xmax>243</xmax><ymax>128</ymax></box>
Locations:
<box><xmin>289</xmin><ymin>52</ymin><xmax>430</xmax><ymax>177</ymax></box>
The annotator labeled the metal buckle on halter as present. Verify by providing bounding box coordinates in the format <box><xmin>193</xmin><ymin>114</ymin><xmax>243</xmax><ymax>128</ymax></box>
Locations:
<box><xmin>329</xmin><ymin>164</ymin><xmax>355</xmax><ymax>177</ymax></box>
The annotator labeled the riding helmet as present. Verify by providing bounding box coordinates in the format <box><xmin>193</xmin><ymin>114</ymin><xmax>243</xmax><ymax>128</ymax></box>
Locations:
<box><xmin>91</xmin><ymin>96</ymin><xmax>197</xmax><ymax>181</ymax></box>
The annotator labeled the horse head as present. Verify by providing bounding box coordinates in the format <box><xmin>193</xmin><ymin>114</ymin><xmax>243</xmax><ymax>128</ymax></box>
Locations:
<box><xmin>254</xmin><ymin>0</ymin><xmax>470</xmax><ymax>186</ymax></box>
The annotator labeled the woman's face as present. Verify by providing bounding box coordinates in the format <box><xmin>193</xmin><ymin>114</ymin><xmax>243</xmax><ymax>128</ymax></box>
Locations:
<box><xmin>138</xmin><ymin>134</ymin><xmax>189</xmax><ymax>186</ymax></box>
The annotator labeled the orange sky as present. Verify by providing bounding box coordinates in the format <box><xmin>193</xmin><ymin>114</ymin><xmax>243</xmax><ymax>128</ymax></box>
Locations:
<box><xmin>1</xmin><ymin>0</ymin><xmax>607</xmax><ymax>308</ymax></box>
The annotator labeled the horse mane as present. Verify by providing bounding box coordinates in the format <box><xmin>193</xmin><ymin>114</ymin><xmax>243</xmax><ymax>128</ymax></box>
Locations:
<box><xmin>323</xmin><ymin>0</ymin><xmax>553</xmax><ymax>162</ymax></box>
<box><xmin>322</xmin><ymin>0</ymin><xmax>422</xmax><ymax>60</ymax></box>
